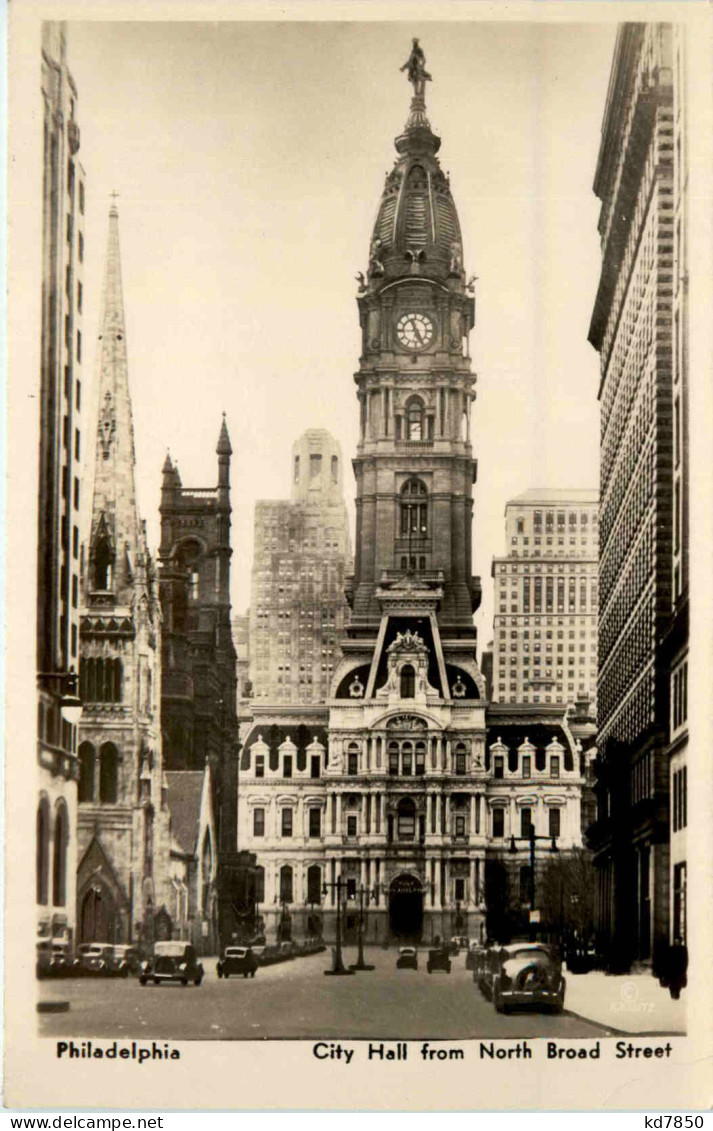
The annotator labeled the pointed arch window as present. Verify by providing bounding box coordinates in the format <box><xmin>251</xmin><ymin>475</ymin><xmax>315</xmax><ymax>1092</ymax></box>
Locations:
<box><xmin>52</xmin><ymin>800</ymin><xmax>69</xmax><ymax>907</ymax></box>
<box><xmin>78</xmin><ymin>742</ymin><xmax>96</xmax><ymax>802</ymax></box>
<box><xmin>99</xmin><ymin>742</ymin><xmax>119</xmax><ymax>804</ymax></box>
<box><xmin>93</xmin><ymin>538</ymin><xmax>114</xmax><ymax>590</ymax></box>
<box><xmin>400</xmin><ymin>664</ymin><xmax>416</xmax><ymax>699</ymax></box>
<box><xmin>36</xmin><ymin>797</ymin><xmax>50</xmax><ymax>905</ymax></box>
<box><xmin>400</xmin><ymin>478</ymin><xmax>428</xmax><ymax>538</ymax></box>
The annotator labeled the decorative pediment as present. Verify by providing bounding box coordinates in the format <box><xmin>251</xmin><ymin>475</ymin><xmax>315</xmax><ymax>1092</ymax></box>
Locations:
<box><xmin>386</xmin><ymin>629</ymin><xmax>427</xmax><ymax>654</ymax></box>
<box><xmin>386</xmin><ymin>714</ymin><xmax>427</xmax><ymax>731</ymax></box>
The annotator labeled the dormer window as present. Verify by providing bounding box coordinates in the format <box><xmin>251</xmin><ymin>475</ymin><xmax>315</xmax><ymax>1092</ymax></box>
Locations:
<box><xmin>493</xmin><ymin>755</ymin><xmax>504</xmax><ymax>779</ymax></box>
<box><xmin>551</xmin><ymin>755</ymin><xmax>560</xmax><ymax>778</ymax></box>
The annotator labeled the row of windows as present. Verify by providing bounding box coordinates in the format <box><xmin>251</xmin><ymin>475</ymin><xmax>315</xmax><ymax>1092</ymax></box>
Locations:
<box><xmin>491</xmin><ymin>806</ymin><xmax>561</xmax><ymax>839</ymax></box>
<box><xmin>254</xmin><ymin>754</ymin><xmax>322</xmax><ymax>779</ymax></box>
<box><xmin>79</xmin><ymin>658</ymin><xmax>123</xmax><ymax>704</ymax></box>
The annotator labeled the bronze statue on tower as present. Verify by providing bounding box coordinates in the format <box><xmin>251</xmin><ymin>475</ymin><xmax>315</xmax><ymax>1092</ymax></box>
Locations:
<box><xmin>400</xmin><ymin>38</ymin><xmax>432</xmax><ymax>97</ymax></box>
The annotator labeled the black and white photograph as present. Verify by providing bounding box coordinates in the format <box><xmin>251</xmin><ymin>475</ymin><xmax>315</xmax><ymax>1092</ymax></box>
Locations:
<box><xmin>6</xmin><ymin>0</ymin><xmax>713</xmax><ymax>1113</ymax></box>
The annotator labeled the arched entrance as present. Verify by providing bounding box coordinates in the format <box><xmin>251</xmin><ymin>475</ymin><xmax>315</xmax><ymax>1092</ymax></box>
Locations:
<box><xmin>81</xmin><ymin>886</ymin><xmax>114</xmax><ymax>943</ymax></box>
<box><xmin>389</xmin><ymin>873</ymin><xmax>423</xmax><ymax>940</ymax></box>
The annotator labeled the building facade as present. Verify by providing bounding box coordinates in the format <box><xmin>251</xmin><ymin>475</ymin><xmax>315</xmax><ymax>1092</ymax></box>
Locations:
<box><xmin>76</xmin><ymin>204</ymin><xmax>172</xmax><ymax>947</ymax></box>
<box><xmin>164</xmin><ymin>768</ymin><xmax>218</xmax><ymax>953</ymax></box>
<box><xmin>238</xmin><ymin>45</ymin><xmax>584</xmax><ymax>945</ymax></box>
<box><xmin>159</xmin><ymin>425</ymin><xmax>256</xmax><ymax>946</ymax></box>
<box><xmin>37</xmin><ymin>23</ymin><xmax>86</xmax><ymax>954</ymax></box>
<box><xmin>587</xmin><ymin>23</ymin><xmax>688</xmax><ymax>973</ymax></box>
<box><xmin>491</xmin><ymin>490</ymin><xmax>599</xmax><ymax>710</ymax></box>
<box><xmin>249</xmin><ymin>429</ymin><xmax>352</xmax><ymax>705</ymax></box>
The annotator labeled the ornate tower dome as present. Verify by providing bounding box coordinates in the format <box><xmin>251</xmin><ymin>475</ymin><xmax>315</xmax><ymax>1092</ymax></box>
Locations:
<box><xmin>366</xmin><ymin>39</ymin><xmax>465</xmax><ymax>290</ymax></box>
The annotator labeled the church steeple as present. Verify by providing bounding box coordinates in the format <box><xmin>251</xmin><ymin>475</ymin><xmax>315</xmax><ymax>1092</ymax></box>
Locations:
<box><xmin>85</xmin><ymin>201</ymin><xmax>143</xmax><ymax>605</ymax></box>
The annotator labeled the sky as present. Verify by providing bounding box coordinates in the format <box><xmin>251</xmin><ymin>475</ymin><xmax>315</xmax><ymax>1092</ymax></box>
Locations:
<box><xmin>66</xmin><ymin>19</ymin><xmax>616</xmax><ymax>643</ymax></box>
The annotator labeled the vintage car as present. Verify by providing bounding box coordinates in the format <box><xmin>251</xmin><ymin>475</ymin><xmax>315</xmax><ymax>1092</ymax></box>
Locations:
<box><xmin>465</xmin><ymin>942</ymin><xmax>486</xmax><ymax>973</ymax></box>
<box><xmin>111</xmin><ymin>945</ymin><xmax>141</xmax><ymax>977</ymax></box>
<box><xmin>216</xmin><ymin>947</ymin><xmax>259</xmax><ymax>979</ymax></box>
<box><xmin>481</xmin><ymin>943</ymin><xmax>565</xmax><ymax>1014</ymax></box>
<box><xmin>139</xmin><ymin>941</ymin><xmax>204</xmax><ymax>986</ymax></box>
<box><xmin>426</xmin><ymin>947</ymin><xmax>452</xmax><ymax>974</ymax></box>
<box><xmin>36</xmin><ymin>940</ymin><xmax>79</xmax><ymax>979</ymax></box>
<box><xmin>77</xmin><ymin>943</ymin><xmax>115</xmax><ymax>976</ymax></box>
<box><xmin>396</xmin><ymin>946</ymin><xmax>418</xmax><ymax>970</ymax></box>
<box><xmin>448</xmin><ymin>935</ymin><xmax>469</xmax><ymax>956</ymax></box>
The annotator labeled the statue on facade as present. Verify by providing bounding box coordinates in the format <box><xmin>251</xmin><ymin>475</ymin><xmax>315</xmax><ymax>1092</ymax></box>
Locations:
<box><xmin>400</xmin><ymin>38</ymin><xmax>432</xmax><ymax>97</ymax></box>
<box><xmin>368</xmin><ymin>236</ymin><xmax>385</xmax><ymax>277</ymax></box>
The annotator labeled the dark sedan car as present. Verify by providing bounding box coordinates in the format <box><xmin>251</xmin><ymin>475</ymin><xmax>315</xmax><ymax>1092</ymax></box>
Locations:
<box><xmin>217</xmin><ymin>946</ymin><xmax>259</xmax><ymax>979</ymax></box>
<box><xmin>426</xmin><ymin>947</ymin><xmax>451</xmax><ymax>974</ymax></box>
<box><xmin>396</xmin><ymin>946</ymin><xmax>418</xmax><ymax>970</ymax></box>
<box><xmin>480</xmin><ymin>943</ymin><xmax>565</xmax><ymax>1014</ymax></box>
<box><xmin>139</xmin><ymin>942</ymin><xmax>204</xmax><ymax>986</ymax></box>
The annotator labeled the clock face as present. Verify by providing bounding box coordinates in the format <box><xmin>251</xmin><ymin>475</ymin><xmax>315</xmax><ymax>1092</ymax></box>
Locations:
<box><xmin>396</xmin><ymin>312</ymin><xmax>435</xmax><ymax>352</ymax></box>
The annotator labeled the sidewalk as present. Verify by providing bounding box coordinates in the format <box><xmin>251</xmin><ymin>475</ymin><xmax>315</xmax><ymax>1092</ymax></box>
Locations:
<box><xmin>565</xmin><ymin>969</ymin><xmax>686</xmax><ymax>1035</ymax></box>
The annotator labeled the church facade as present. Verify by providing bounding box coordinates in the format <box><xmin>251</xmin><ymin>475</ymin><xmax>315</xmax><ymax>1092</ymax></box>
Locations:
<box><xmin>238</xmin><ymin>43</ymin><xmax>584</xmax><ymax>945</ymax></box>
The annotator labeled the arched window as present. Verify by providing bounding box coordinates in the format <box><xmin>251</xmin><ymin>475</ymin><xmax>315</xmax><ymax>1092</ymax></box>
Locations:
<box><xmin>347</xmin><ymin>743</ymin><xmax>359</xmax><ymax>776</ymax></box>
<box><xmin>52</xmin><ymin>801</ymin><xmax>69</xmax><ymax>907</ymax></box>
<box><xmin>255</xmin><ymin>865</ymin><xmax>265</xmax><ymax>903</ymax></box>
<box><xmin>397</xmin><ymin>797</ymin><xmax>416</xmax><ymax>841</ymax></box>
<box><xmin>99</xmin><ymin>743</ymin><xmax>119</xmax><ymax>804</ymax></box>
<box><xmin>405</xmin><ymin>397</ymin><xmax>425</xmax><ymax>441</ymax></box>
<box><xmin>307</xmin><ymin>864</ymin><xmax>322</xmax><ymax>905</ymax></box>
<box><xmin>280</xmin><ymin>864</ymin><xmax>293</xmax><ymax>904</ymax></box>
<box><xmin>400</xmin><ymin>478</ymin><xmax>428</xmax><ymax>538</ymax></box>
<box><xmin>78</xmin><ymin>742</ymin><xmax>95</xmax><ymax>802</ymax></box>
<box><xmin>93</xmin><ymin>538</ymin><xmax>113</xmax><ymax>590</ymax></box>
<box><xmin>415</xmin><ymin>741</ymin><xmax>426</xmax><ymax>775</ymax></box>
<box><xmin>454</xmin><ymin>742</ymin><xmax>468</xmax><ymax>776</ymax></box>
<box><xmin>400</xmin><ymin>664</ymin><xmax>415</xmax><ymax>699</ymax></box>
<box><xmin>388</xmin><ymin>741</ymin><xmax>399</xmax><ymax>776</ymax></box>
<box><xmin>36</xmin><ymin>797</ymin><xmax>50</xmax><ymax>905</ymax></box>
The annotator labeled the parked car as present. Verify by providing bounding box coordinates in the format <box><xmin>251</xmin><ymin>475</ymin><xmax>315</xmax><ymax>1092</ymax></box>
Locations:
<box><xmin>110</xmin><ymin>945</ymin><xmax>142</xmax><ymax>977</ymax></box>
<box><xmin>139</xmin><ymin>942</ymin><xmax>204</xmax><ymax>986</ymax></box>
<box><xmin>216</xmin><ymin>947</ymin><xmax>258</xmax><ymax>979</ymax></box>
<box><xmin>481</xmin><ymin>943</ymin><xmax>565</xmax><ymax>1014</ymax></box>
<box><xmin>396</xmin><ymin>946</ymin><xmax>418</xmax><ymax>970</ymax></box>
<box><xmin>77</xmin><ymin>943</ymin><xmax>115</xmax><ymax>976</ymax></box>
<box><xmin>465</xmin><ymin>942</ymin><xmax>486</xmax><ymax>973</ymax></box>
<box><xmin>427</xmin><ymin>947</ymin><xmax>452</xmax><ymax>974</ymax></box>
<box><xmin>36</xmin><ymin>940</ymin><xmax>79</xmax><ymax>979</ymax></box>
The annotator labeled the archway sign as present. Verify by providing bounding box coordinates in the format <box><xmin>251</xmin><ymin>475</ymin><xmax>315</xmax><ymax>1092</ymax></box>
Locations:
<box><xmin>389</xmin><ymin>873</ymin><xmax>424</xmax><ymax>940</ymax></box>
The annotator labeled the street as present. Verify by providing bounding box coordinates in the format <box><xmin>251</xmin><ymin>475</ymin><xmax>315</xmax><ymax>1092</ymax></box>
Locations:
<box><xmin>39</xmin><ymin>947</ymin><xmax>615</xmax><ymax>1041</ymax></box>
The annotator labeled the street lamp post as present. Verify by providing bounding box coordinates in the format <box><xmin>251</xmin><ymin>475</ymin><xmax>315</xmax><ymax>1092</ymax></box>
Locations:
<box><xmin>509</xmin><ymin>825</ymin><xmax>558</xmax><ymax>939</ymax></box>
<box><xmin>349</xmin><ymin>885</ymin><xmax>378</xmax><ymax>971</ymax></box>
<box><xmin>322</xmin><ymin>877</ymin><xmax>355</xmax><ymax>976</ymax></box>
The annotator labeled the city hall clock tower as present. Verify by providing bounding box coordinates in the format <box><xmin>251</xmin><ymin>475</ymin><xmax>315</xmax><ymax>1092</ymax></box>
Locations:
<box><xmin>326</xmin><ymin>42</ymin><xmax>488</xmax><ymax>944</ymax></box>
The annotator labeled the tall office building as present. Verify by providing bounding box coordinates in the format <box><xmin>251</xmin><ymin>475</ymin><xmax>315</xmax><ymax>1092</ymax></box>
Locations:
<box><xmin>238</xmin><ymin>45</ymin><xmax>584</xmax><ymax>945</ymax></box>
<box><xmin>587</xmin><ymin>23</ymin><xmax>688</xmax><ymax>972</ymax></box>
<box><xmin>249</xmin><ymin>429</ymin><xmax>352</xmax><ymax>705</ymax></box>
<box><xmin>76</xmin><ymin>204</ymin><xmax>172</xmax><ymax>947</ymax></box>
<box><xmin>491</xmin><ymin>490</ymin><xmax>599</xmax><ymax>709</ymax></box>
<box><xmin>36</xmin><ymin>23</ymin><xmax>86</xmax><ymax>954</ymax></box>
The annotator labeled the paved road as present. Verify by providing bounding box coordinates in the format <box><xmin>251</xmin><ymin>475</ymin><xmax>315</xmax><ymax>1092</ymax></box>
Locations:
<box><xmin>39</xmin><ymin>947</ymin><xmax>615</xmax><ymax>1041</ymax></box>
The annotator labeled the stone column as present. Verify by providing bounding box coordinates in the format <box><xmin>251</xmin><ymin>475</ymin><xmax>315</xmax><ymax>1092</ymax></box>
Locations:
<box><xmin>380</xmin><ymin>794</ymin><xmax>386</xmax><ymax>833</ymax></box>
<box><xmin>336</xmin><ymin>793</ymin><xmax>342</xmax><ymax>836</ymax></box>
<box><xmin>426</xmin><ymin>793</ymin><xmax>432</xmax><ymax>833</ymax></box>
<box><xmin>470</xmin><ymin>794</ymin><xmax>475</xmax><ymax>834</ymax></box>
<box><xmin>433</xmin><ymin>858</ymin><xmax>440</xmax><ymax>906</ymax></box>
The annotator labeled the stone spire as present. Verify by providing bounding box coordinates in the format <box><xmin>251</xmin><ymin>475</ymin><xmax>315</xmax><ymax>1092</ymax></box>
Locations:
<box><xmin>85</xmin><ymin>202</ymin><xmax>143</xmax><ymax>606</ymax></box>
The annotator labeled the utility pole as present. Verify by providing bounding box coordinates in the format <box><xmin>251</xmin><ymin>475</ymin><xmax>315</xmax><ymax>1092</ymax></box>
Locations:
<box><xmin>322</xmin><ymin>876</ymin><xmax>354</xmax><ymax>976</ymax></box>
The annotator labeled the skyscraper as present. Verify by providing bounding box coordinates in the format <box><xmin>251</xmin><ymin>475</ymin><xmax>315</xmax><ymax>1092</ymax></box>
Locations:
<box><xmin>249</xmin><ymin>429</ymin><xmax>352</xmax><ymax>705</ymax></box>
<box><xmin>587</xmin><ymin>23</ymin><xmax>688</xmax><ymax>973</ymax></box>
<box><xmin>36</xmin><ymin>22</ymin><xmax>86</xmax><ymax>954</ymax></box>
<box><xmin>491</xmin><ymin>489</ymin><xmax>599</xmax><ymax>709</ymax></box>
<box><xmin>76</xmin><ymin>203</ymin><xmax>172</xmax><ymax>947</ymax></box>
